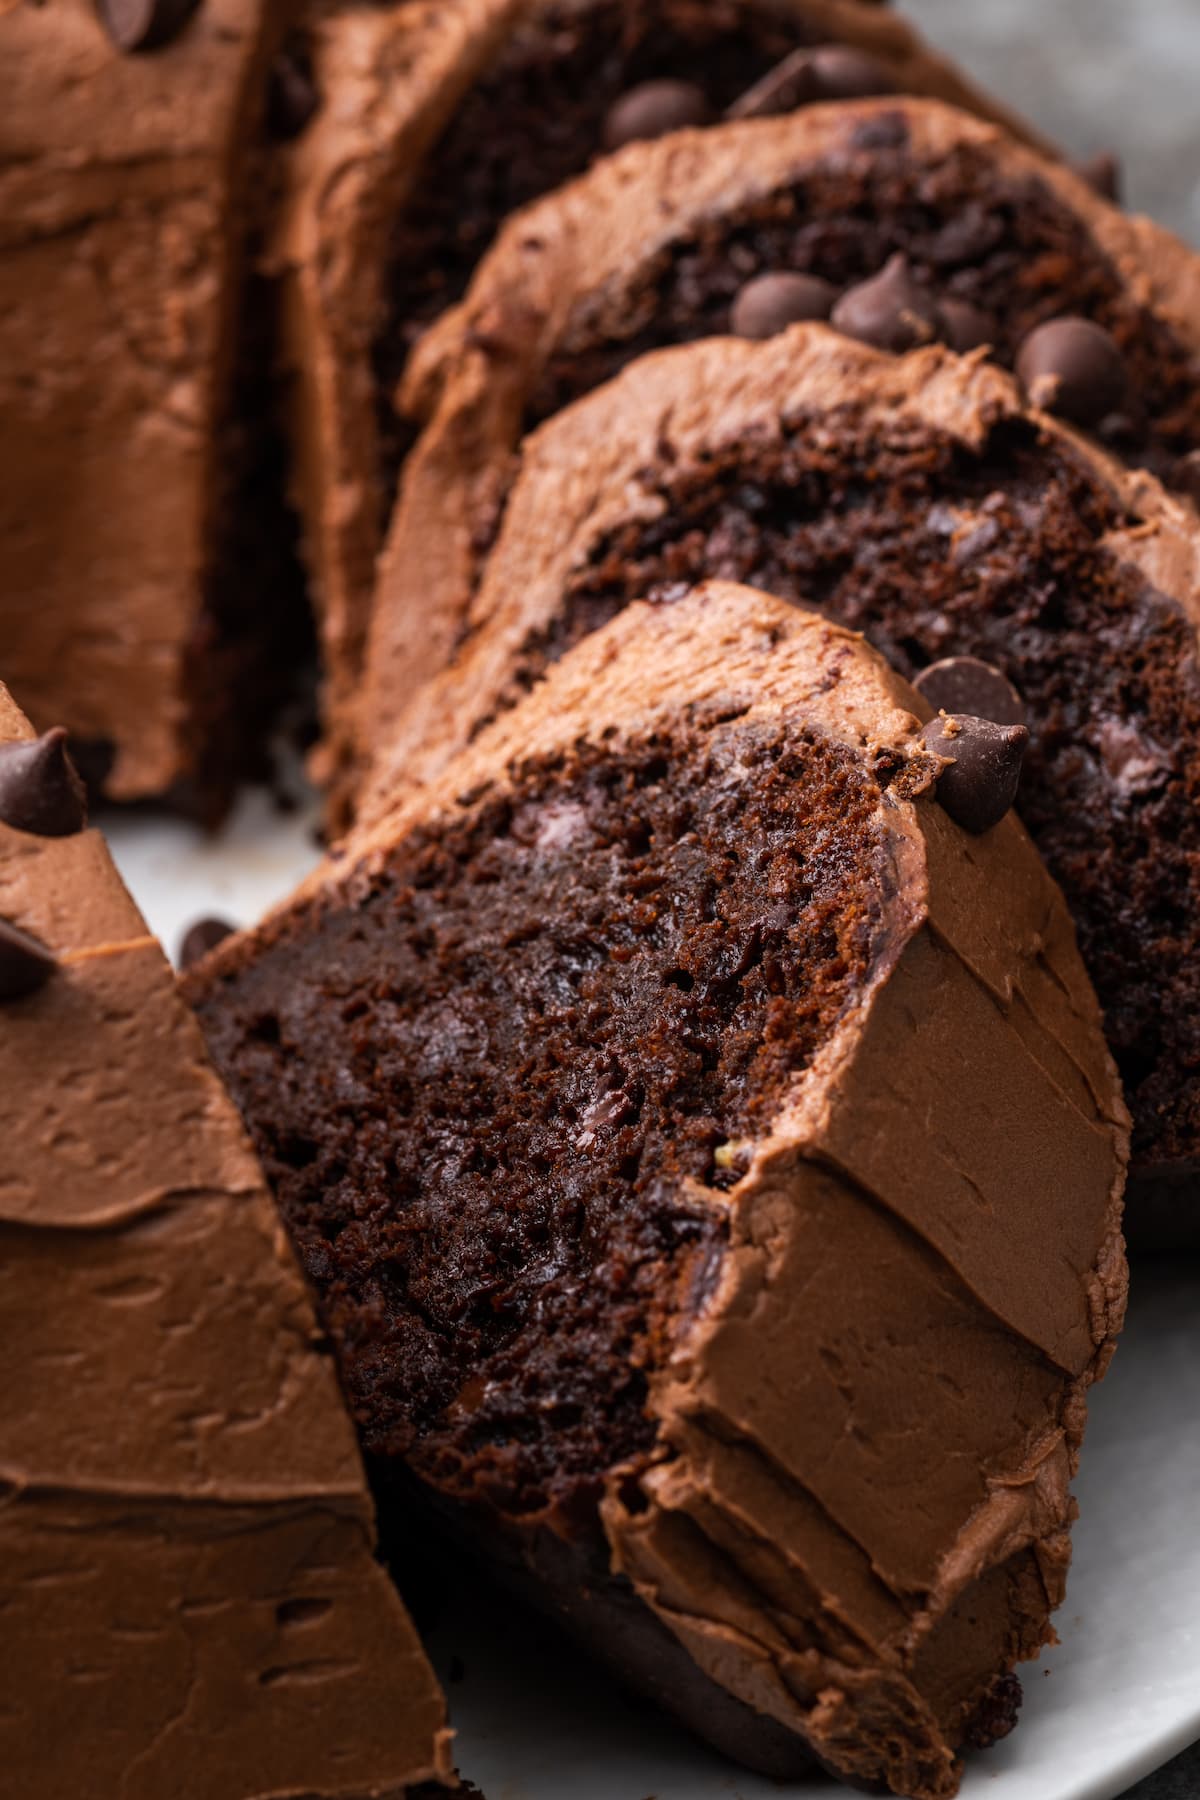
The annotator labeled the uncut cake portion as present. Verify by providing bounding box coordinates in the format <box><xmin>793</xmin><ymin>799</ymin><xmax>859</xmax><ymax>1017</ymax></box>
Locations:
<box><xmin>188</xmin><ymin>582</ymin><xmax>1128</xmax><ymax>1798</ymax></box>
<box><xmin>358</xmin><ymin>94</ymin><xmax>1200</xmax><ymax>792</ymax></box>
<box><xmin>361</xmin><ymin>328</ymin><xmax>1200</xmax><ymax>1235</ymax></box>
<box><xmin>0</xmin><ymin>0</ymin><xmax>303</xmax><ymax>812</ymax></box>
<box><xmin>0</xmin><ymin>685</ymin><xmax>452</xmax><ymax>1798</ymax></box>
<box><xmin>273</xmin><ymin>0</ymin><xmax>1040</xmax><ymax>776</ymax></box>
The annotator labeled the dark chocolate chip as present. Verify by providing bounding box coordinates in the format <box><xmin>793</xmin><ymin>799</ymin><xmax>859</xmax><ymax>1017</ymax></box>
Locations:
<box><xmin>938</xmin><ymin>297</ymin><xmax>995</xmax><ymax>355</ymax></box>
<box><xmin>914</xmin><ymin>658</ymin><xmax>1027</xmax><ymax>729</ymax></box>
<box><xmin>602</xmin><ymin>80</ymin><xmax>710</xmax><ymax>152</ymax></box>
<box><xmin>921</xmin><ymin>714</ymin><xmax>1028</xmax><ymax>835</ymax></box>
<box><xmin>1073</xmin><ymin>151</ymin><xmax>1122</xmax><ymax>203</ymax></box>
<box><xmin>0</xmin><ymin>729</ymin><xmax>88</xmax><ymax>837</ymax></box>
<box><xmin>831</xmin><ymin>254</ymin><xmax>939</xmax><ymax>354</ymax></box>
<box><xmin>179</xmin><ymin>916</ymin><xmax>235</xmax><ymax>971</ymax></box>
<box><xmin>267</xmin><ymin>44</ymin><xmax>319</xmax><ymax>140</ymax></box>
<box><xmin>1015</xmin><ymin>316</ymin><xmax>1127</xmax><ymax>428</ymax></box>
<box><xmin>730</xmin><ymin>271</ymin><xmax>838</xmax><ymax>340</ymax></box>
<box><xmin>807</xmin><ymin>45</ymin><xmax>897</xmax><ymax>101</ymax></box>
<box><xmin>94</xmin><ymin>0</ymin><xmax>201</xmax><ymax>52</ymax></box>
<box><xmin>0</xmin><ymin>918</ymin><xmax>57</xmax><ymax>1002</ymax></box>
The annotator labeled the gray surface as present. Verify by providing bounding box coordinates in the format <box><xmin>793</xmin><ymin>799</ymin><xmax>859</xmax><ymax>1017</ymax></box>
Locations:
<box><xmin>904</xmin><ymin>0</ymin><xmax>1200</xmax><ymax>245</ymax></box>
<box><xmin>901</xmin><ymin>8</ymin><xmax>1200</xmax><ymax>1794</ymax></box>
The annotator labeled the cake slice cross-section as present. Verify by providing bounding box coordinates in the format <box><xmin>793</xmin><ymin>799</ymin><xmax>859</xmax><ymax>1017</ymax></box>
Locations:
<box><xmin>188</xmin><ymin>581</ymin><xmax>1128</xmax><ymax>1799</ymax></box>
<box><xmin>0</xmin><ymin>683</ymin><xmax>453</xmax><ymax>1798</ymax></box>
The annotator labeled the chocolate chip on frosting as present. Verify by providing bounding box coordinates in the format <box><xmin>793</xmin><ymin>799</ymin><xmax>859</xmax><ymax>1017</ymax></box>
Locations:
<box><xmin>938</xmin><ymin>297</ymin><xmax>995</xmax><ymax>355</ymax></box>
<box><xmin>602</xmin><ymin>80</ymin><xmax>710</xmax><ymax>152</ymax></box>
<box><xmin>94</xmin><ymin>0</ymin><xmax>202</xmax><ymax>52</ymax></box>
<box><xmin>0</xmin><ymin>729</ymin><xmax>88</xmax><ymax>837</ymax></box>
<box><xmin>922</xmin><ymin>714</ymin><xmax>1029</xmax><ymax>835</ymax></box>
<box><xmin>0</xmin><ymin>918</ymin><xmax>57</xmax><ymax>1002</ymax></box>
<box><xmin>730</xmin><ymin>272</ymin><xmax>838</xmax><ymax>340</ymax></box>
<box><xmin>831</xmin><ymin>254</ymin><xmax>939</xmax><ymax>353</ymax></box>
<box><xmin>1016</xmin><ymin>317</ymin><xmax>1128</xmax><ymax>428</ymax></box>
<box><xmin>180</xmin><ymin>916</ymin><xmax>235</xmax><ymax>970</ymax></box>
<box><xmin>914</xmin><ymin>658</ymin><xmax>1027</xmax><ymax>729</ymax></box>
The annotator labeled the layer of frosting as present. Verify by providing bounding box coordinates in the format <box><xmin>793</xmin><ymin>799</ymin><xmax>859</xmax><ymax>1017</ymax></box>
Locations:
<box><xmin>0</xmin><ymin>681</ymin><xmax>452</xmax><ymax>1796</ymax></box>
<box><xmin>0</xmin><ymin>0</ymin><xmax>287</xmax><ymax>801</ymax></box>
<box><xmin>191</xmin><ymin>583</ymin><xmax>1128</xmax><ymax>1798</ymax></box>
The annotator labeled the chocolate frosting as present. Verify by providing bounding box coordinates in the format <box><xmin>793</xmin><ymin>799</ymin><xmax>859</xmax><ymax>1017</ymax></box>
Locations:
<box><xmin>0</xmin><ymin>681</ymin><xmax>452</xmax><ymax>1796</ymax></box>
<box><xmin>272</xmin><ymin>0</ymin><xmax>1048</xmax><ymax>787</ymax></box>
<box><xmin>354</xmin><ymin>96</ymin><xmax>1200</xmax><ymax>809</ymax></box>
<box><xmin>202</xmin><ymin>581</ymin><xmax>1128</xmax><ymax>1798</ymax></box>
<box><xmin>0</xmin><ymin>0</ymin><xmax>282</xmax><ymax>800</ymax></box>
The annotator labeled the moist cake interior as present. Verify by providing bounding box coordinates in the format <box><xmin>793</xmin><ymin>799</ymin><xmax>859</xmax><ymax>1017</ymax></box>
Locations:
<box><xmin>528</xmin><ymin>128</ymin><xmax>1200</xmax><ymax>491</ymax></box>
<box><xmin>374</xmin><ymin>0</ymin><xmax>816</xmax><ymax>484</ymax></box>
<box><xmin>503</xmin><ymin>412</ymin><xmax>1200</xmax><ymax>1178</ymax></box>
<box><xmin>194</xmin><ymin>719</ymin><xmax>893</xmax><ymax>1527</ymax></box>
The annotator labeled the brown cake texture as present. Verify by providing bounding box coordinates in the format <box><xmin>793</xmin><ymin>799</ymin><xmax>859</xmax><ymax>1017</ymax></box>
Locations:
<box><xmin>360</xmin><ymin>94</ymin><xmax>1200</xmax><ymax>798</ymax></box>
<box><xmin>0</xmin><ymin>0</ymin><xmax>308</xmax><ymax>813</ymax></box>
<box><xmin>271</xmin><ymin>0</ymin><xmax>1044</xmax><ymax>779</ymax></box>
<box><xmin>0</xmin><ymin>683</ymin><xmax>453</xmax><ymax>1796</ymax></box>
<box><xmin>360</xmin><ymin>327</ymin><xmax>1200</xmax><ymax>1234</ymax></box>
<box><xmin>187</xmin><ymin>582</ymin><xmax>1128</xmax><ymax>1799</ymax></box>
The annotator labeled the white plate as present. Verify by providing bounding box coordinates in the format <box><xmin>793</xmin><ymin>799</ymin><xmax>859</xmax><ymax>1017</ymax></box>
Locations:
<box><xmin>106</xmin><ymin>788</ymin><xmax>1200</xmax><ymax>1800</ymax></box>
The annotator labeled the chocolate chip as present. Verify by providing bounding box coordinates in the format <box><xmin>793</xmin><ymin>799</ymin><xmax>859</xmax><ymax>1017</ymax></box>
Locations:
<box><xmin>938</xmin><ymin>297</ymin><xmax>995</xmax><ymax>355</ymax></box>
<box><xmin>602</xmin><ymin>80</ymin><xmax>710</xmax><ymax>152</ymax></box>
<box><xmin>831</xmin><ymin>254</ymin><xmax>939</xmax><ymax>354</ymax></box>
<box><xmin>1015</xmin><ymin>317</ymin><xmax>1127</xmax><ymax>428</ymax></box>
<box><xmin>267</xmin><ymin>44</ymin><xmax>319</xmax><ymax>140</ymax></box>
<box><xmin>807</xmin><ymin>45</ymin><xmax>897</xmax><ymax>101</ymax></box>
<box><xmin>914</xmin><ymin>658</ymin><xmax>1026</xmax><ymax>729</ymax></box>
<box><xmin>0</xmin><ymin>729</ymin><xmax>88</xmax><ymax>837</ymax></box>
<box><xmin>730</xmin><ymin>271</ymin><xmax>838</xmax><ymax>340</ymax></box>
<box><xmin>0</xmin><ymin>918</ymin><xmax>57</xmax><ymax>1002</ymax></box>
<box><xmin>179</xmin><ymin>916</ymin><xmax>235</xmax><ymax>971</ymax></box>
<box><xmin>95</xmin><ymin>0</ymin><xmax>202</xmax><ymax>52</ymax></box>
<box><xmin>921</xmin><ymin>714</ymin><xmax>1028</xmax><ymax>835</ymax></box>
<box><xmin>1073</xmin><ymin>151</ymin><xmax>1122</xmax><ymax>203</ymax></box>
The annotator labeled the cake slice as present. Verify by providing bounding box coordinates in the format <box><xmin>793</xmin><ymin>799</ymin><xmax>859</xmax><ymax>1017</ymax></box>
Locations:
<box><xmin>361</xmin><ymin>327</ymin><xmax>1200</xmax><ymax>1235</ymax></box>
<box><xmin>187</xmin><ymin>581</ymin><xmax>1128</xmax><ymax>1798</ymax></box>
<box><xmin>372</xmin><ymin>94</ymin><xmax>1200</xmax><ymax>763</ymax></box>
<box><xmin>0</xmin><ymin>0</ymin><xmax>305</xmax><ymax>812</ymax></box>
<box><xmin>272</xmin><ymin>0</ymin><xmax>1043</xmax><ymax>778</ymax></box>
<box><xmin>0</xmin><ymin>684</ymin><xmax>452</xmax><ymax>1796</ymax></box>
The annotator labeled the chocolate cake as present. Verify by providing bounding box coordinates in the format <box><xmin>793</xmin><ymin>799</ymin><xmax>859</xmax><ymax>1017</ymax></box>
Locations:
<box><xmin>360</xmin><ymin>327</ymin><xmax>1200</xmax><ymax>1232</ymax></box>
<box><xmin>354</xmin><ymin>94</ymin><xmax>1200</xmax><ymax>820</ymax></box>
<box><xmin>0</xmin><ymin>0</ymin><xmax>307</xmax><ymax>812</ymax></box>
<box><xmin>272</xmin><ymin>0</ymin><xmax>1044</xmax><ymax>778</ymax></box>
<box><xmin>0</xmin><ymin>683</ymin><xmax>453</xmax><ymax>1795</ymax></box>
<box><xmin>187</xmin><ymin>581</ymin><xmax>1128</xmax><ymax>1798</ymax></box>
